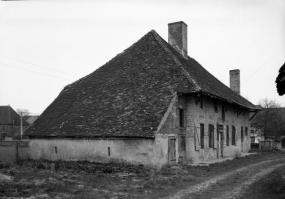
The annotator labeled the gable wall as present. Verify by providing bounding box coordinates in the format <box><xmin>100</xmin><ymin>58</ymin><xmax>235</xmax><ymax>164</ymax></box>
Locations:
<box><xmin>155</xmin><ymin>95</ymin><xmax>179</xmax><ymax>165</ymax></box>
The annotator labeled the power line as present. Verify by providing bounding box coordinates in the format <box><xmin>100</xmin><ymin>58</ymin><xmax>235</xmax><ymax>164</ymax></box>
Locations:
<box><xmin>244</xmin><ymin>44</ymin><xmax>284</xmax><ymax>83</ymax></box>
<box><xmin>0</xmin><ymin>54</ymin><xmax>80</xmax><ymax>77</ymax></box>
<box><xmin>0</xmin><ymin>62</ymin><xmax>75</xmax><ymax>81</ymax></box>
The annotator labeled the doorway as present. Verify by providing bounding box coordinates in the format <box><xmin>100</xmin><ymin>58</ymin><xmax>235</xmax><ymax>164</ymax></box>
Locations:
<box><xmin>178</xmin><ymin>134</ymin><xmax>186</xmax><ymax>163</ymax></box>
<box><xmin>168</xmin><ymin>136</ymin><xmax>176</xmax><ymax>164</ymax></box>
<box><xmin>218</xmin><ymin>125</ymin><xmax>224</xmax><ymax>158</ymax></box>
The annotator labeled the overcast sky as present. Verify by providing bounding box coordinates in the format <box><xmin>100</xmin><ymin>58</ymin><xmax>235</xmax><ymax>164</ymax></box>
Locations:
<box><xmin>0</xmin><ymin>0</ymin><xmax>284</xmax><ymax>115</ymax></box>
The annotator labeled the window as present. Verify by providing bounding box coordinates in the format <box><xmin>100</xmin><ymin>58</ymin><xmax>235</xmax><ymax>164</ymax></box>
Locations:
<box><xmin>179</xmin><ymin>109</ymin><xmax>185</xmax><ymax>128</ymax></box>
<box><xmin>232</xmin><ymin>126</ymin><xmax>236</xmax><ymax>145</ymax></box>
<box><xmin>222</xmin><ymin>104</ymin><xmax>225</xmax><ymax>121</ymax></box>
<box><xmin>200</xmin><ymin>124</ymin><xmax>204</xmax><ymax>149</ymax></box>
<box><xmin>209</xmin><ymin>124</ymin><xmax>214</xmax><ymax>148</ymax></box>
<box><xmin>226</xmin><ymin>125</ymin><xmax>229</xmax><ymax>146</ymax></box>
<box><xmin>245</xmin><ymin>127</ymin><xmax>248</xmax><ymax>137</ymax></box>
<box><xmin>241</xmin><ymin>127</ymin><xmax>244</xmax><ymax>142</ymax></box>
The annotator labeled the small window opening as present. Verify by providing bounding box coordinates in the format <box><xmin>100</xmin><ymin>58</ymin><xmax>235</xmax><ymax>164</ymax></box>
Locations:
<box><xmin>222</xmin><ymin>104</ymin><xmax>225</xmax><ymax>121</ymax></box>
<box><xmin>232</xmin><ymin>126</ymin><xmax>236</xmax><ymax>145</ymax></box>
<box><xmin>209</xmin><ymin>124</ymin><xmax>214</xmax><ymax>148</ymax></box>
<box><xmin>226</xmin><ymin>125</ymin><xmax>229</xmax><ymax>146</ymax></box>
<box><xmin>179</xmin><ymin>109</ymin><xmax>185</xmax><ymax>128</ymax></box>
<box><xmin>200</xmin><ymin>124</ymin><xmax>204</xmax><ymax>149</ymax></box>
<box><xmin>241</xmin><ymin>127</ymin><xmax>244</xmax><ymax>142</ymax></box>
<box><xmin>108</xmin><ymin>147</ymin><xmax>111</xmax><ymax>156</ymax></box>
<box><xmin>55</xmin><ymin>147</ymin><xmax>57</xmax><ymax>154</ymax></box>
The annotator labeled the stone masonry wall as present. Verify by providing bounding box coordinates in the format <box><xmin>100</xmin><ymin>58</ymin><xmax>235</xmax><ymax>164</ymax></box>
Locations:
<box><xmin>155</xmin><ymin>94</ymin><xmax>251</xmax><ymax>165</ymax></box>
<box><xmin>185</xmin><ymin>95</ymin><xmax>250</xmax><ymax>163</ymax></box>
<box><xmin>28</xmin><ymin>139</ymin><xmax>160</xmax><ymax>166</ymax></box>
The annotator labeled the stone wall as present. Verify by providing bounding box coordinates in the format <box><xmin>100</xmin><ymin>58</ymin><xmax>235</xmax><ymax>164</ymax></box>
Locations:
<box><xmin>155</xmin><ymin>94</ymin><xmax>251</xmax><ymax>164</ymax></box>
<box><xmin>0</xmin><ymin>141</ymin><xmax>29</xmax><ymax>164</ymax></box>
<box><xmin>28</xmin><ymin>138</ymin><xmax>162</xmax><ymax>166</ymax></box>
<box><xmin>184</xmin><ymin>95</ymin><xmax>250</xmax><ymax>163</ymax></box>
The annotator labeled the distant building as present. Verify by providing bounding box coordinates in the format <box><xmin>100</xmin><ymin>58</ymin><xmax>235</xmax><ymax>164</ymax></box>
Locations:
<box><xmin>0</xmin><ymin>105</ymin><xmax>30</xmax><ymax>140</ymax></box>
<box><xmin>250</xmin><ymin>127</ymin><xmax>264</xmax><ymax>143</ymax></box>
<box><xmin>25</xmin><ymin>21</ymin><xmax>260</xmax><ymax>166</ymax></box>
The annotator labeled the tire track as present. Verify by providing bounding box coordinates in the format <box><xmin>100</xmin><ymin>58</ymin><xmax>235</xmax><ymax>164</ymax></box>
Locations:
<box><xmin>165</xmin><ymin>157</ymin><xmax>285</xmax><ymax>199</ymax></box>
<box><xmin>214</xmin><ymin>163</ymin><xmax>285</xmax><ymax>199</ymax></box>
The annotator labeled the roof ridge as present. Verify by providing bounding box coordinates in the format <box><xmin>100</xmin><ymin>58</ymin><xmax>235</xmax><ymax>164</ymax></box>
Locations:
<box><xmin>150</xmin><ymin>30</ymin><xmax>201</xmax><ymax>92</ymax></box>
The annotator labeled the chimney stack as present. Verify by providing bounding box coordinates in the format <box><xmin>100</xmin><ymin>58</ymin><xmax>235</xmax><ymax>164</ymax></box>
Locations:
<box><xmin>168</xmin><ymin>21</ymin><xmax>188</xmax><ymax>59</ymax></box>
<box><xmin>230</xmin><ymin>69</ymin><xmax>240</xmax><ymax>95</ymax></box>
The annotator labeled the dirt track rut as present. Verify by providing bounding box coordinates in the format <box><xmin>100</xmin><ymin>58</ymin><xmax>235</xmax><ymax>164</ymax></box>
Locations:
<box><xmin>166</xmin><ymin>157</ymin><xmax>285</xmax><ymax>199</ymax></box>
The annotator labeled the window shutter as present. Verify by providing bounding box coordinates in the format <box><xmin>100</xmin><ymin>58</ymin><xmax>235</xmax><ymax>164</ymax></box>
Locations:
<box><xmin>223</xmin><ymin>126</ymin><xmax>224</xmax><ymax>148</ymax></box>
<box><xmin>195</xmin><ymin>124</ymin><xmax>201</xmax><ymax>151</ymax></box>
<box><xmin>235</xmin><ymin>129</ymin><xmax>238</xmax><ymax>146</ymax></box>
<box><xmin>213</xmin><ymin>127</ymin><xmax>217</xmax><ymax>149</ymax></box>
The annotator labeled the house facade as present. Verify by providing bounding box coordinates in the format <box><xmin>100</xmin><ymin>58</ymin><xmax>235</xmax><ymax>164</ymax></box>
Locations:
<box><xmin>155</xmin><ymin>93</ymin><xmax>251</xmax><ymax>165</ymax></box>
<box><xmin>250</xmin><ymin>127</ymin><xmax>264</xmax><ymax>143</ymax></box>
<box><xmin>25</xmin><ymin>21</ymin><xmax>259</xmax><ymax>166</ymax></box>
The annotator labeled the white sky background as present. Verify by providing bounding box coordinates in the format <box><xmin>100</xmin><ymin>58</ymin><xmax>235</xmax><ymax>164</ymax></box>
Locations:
<box><xmin>0</xmin><ymin>0</ymin><xmax>284</xmax><ymax>114</ymax></box>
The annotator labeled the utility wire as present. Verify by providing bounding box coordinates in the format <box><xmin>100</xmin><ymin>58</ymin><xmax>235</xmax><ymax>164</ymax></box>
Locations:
<box><xmin>0</xmin><ymin>62</ymin><xmax>75</xmax><ymax>81</ymax></box>
<box><xmin>244</xmin><ymin>44</ymin><xmax>284</xmax><ymax>83</ymax></box>
<box><xmin>0</xmin><ymin>54</ymin><xmax>80</xmax><ymax>77</ymax></box>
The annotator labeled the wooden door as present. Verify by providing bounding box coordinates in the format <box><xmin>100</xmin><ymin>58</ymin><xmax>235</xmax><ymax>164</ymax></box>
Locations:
<box><xmin>168</xmin><ymin>136</ymin><xmax>176</xmax><ymax>164</ymax></box>
<box><xmin>178</xmin><ymin>135</ymin><xmax>186</xmax><ymax>163</ymax></box>
<box><xmin>218</xmin><ymin>125</ymin><xmax>224</xmax><ymax>158</ymax></box>
<box><xmin>219</xmin><ymin>131</ymin><xmax>224</xmax><ymax>157</ymax></box>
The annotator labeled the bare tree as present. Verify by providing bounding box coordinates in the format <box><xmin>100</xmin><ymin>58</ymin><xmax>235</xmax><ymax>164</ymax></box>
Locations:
<box><xmin>251</xmin><ymin>98</ymin><xmax>284</xmax><ymax>139</ymax></box>
<box><xmin>16</xmin><ymin>109</ymin><xmax>30</xmax><ymax>116</ymax></box>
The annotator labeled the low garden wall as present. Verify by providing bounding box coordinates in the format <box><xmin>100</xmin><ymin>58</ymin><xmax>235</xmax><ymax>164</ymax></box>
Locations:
<box><xmin>0</xmin><ymin>141</ymin><xmax>29</xmax><ymax>164</ymax></box>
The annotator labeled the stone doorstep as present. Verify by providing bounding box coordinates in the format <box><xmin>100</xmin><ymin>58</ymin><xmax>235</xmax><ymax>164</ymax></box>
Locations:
<box><xmin>187</xmin><ymin>153</ymin><xmax>257</xmax><ymax>166</ymax></box>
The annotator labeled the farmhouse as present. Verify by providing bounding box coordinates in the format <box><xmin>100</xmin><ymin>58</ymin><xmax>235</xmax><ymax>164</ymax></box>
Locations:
<box><xmin>25</xmin><ymin>21</ymin><xmax>260</xmax><ymax>166</ymax></box>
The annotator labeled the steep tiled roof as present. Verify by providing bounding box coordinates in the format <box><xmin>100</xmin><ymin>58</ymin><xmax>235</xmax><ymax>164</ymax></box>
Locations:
<box><xmin>25</xmin><ymin>30</ymin><xmax>259</xmax><ymax>138</ymax></box>
<box><xmin>0</xmin><ymin>106</ymin><xmax>29</xmax><ymax>126</ymax></box>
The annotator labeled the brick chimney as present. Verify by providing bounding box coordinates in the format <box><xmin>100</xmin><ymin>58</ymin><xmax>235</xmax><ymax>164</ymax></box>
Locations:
<box><xmin>168</xmin><ymin>21</ymin><xmax>188</xmax><ymax>59</ymax></box>
<box><xmin>230</xmin><ymin>69</ymin><xmax>240</xmax><ymax>95</ymax></box>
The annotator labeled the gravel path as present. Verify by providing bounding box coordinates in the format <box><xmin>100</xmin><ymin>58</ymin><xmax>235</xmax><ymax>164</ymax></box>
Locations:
<box><xmin>165</xmin><ymin>157</ymin><xmax>285</xmax><ymax>199</ymax></box>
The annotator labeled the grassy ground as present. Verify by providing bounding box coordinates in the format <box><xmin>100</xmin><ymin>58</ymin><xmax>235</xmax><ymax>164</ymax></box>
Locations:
<box><xmin>0</xmin><ymin>151</ymin><xmax>284</xmax><ymax>199</ymax></box>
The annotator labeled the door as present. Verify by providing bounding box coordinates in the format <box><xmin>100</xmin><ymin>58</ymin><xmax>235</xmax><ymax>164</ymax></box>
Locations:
<box><xmin>218</xmin><ymin>125</ymin><xmax>224</xmax><ymax>158</ymax></box>
<box><xmin>168</xmin><ymin>136</ymin><xmax>176</xmax><ymax>164</ymax></box>
<box><xmin>219</xmin><ymin>131</ymin><xmax>224</xmax><ymax>157</ymax></box>
<box><xmin>178</xmin><ymin>135</ymin><xmax>186</xmax><ymax>163</ymax></box>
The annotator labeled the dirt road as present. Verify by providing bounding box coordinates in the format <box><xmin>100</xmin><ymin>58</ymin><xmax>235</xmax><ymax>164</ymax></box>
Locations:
<box><xmin>166</xmin><ymin>157</ymin><xmax>285</xmax><ymax>199</ymax></box>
